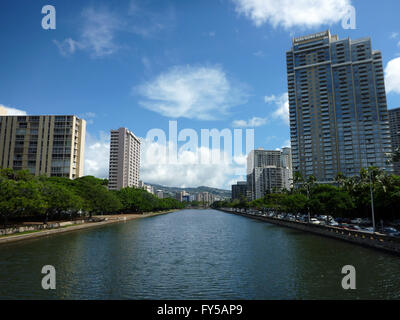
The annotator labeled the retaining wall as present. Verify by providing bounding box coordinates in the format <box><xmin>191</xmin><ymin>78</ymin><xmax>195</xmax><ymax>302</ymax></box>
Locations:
<box><xmin>0</xmin><ymin>220</ymin><xmax>85</xmax><ymax>236</ymax></box>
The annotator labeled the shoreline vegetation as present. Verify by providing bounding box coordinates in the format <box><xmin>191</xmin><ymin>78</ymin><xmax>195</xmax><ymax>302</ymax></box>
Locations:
<box><xmin>212</xmin><ymin>167</ymin><xmax>400</xmax><ymax>223</ymax></box>
<box><xmin>0</xmin><ymin>210</ymin><xmax>179</xmax><ymax>244</ymax></box>
<box><xmin>0</xmin><ymin>168</ymin><xmax>185</xmax><ymax>241</ymax></box>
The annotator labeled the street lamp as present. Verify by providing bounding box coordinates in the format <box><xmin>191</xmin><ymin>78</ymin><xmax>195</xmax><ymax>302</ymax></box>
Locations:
<box><xmin>306</xmin><ymin>184</ymin><xmax>311</xmax><ymax>223</ymax></box>
<box><xmin>369</xmin><ymin>171</ymin><xmax>376</xmax><ymax>232</ymax></box>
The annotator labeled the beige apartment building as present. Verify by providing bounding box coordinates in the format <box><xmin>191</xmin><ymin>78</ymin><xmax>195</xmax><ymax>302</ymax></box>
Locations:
<box><xmin>108</xmin><ymin>127</ymin><xmax>141</xmax><ymax>190</ymax></box>
<box><xmin>0</xmin><ymin>113</ymin><xmax>86</xmax><ymax>179</ymax></box>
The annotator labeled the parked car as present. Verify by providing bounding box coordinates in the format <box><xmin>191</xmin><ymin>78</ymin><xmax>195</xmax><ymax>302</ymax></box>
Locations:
<box><xmin>363</xmin><ymin>227</ymin><xmax>375</xmax><ymax>233</ymax></box>
<box><xmin>383</xmin><ymin>227</ymin><xmax>400</xmax><ymax>237</ymax></box>
<box><xmin>360</xmin><ymin>218</ymin><xmax>372</xmax><ymax>225</ymax></box>
<box><xmin>340</xmin><ymin>223</ymin><xmax>353</xmax><ymax>230</ymax></box>
<box><xmin>351</xmin><ymin>218</ymin><xmax>363</xmax><ymax>224</ymax></box>
<box><xmin>310</xmin><ymin>218</ymin><xmax>321</xmax><ymax>225</ymax></box>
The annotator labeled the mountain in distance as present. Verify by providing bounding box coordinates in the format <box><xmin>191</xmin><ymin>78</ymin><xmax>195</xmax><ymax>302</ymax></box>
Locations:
<box><xmin>145</xmin><ymin>183</ymin><xmax>231</xmax><ymax>199</ymax></box>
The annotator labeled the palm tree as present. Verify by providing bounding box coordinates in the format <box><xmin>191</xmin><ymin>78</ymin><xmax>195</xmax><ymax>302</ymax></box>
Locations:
<box><xmin>303</xmin><ymin>175</ymin><xmax>316</xmax><ymax>222</ymax></box>
<box><xmin>335</xmin><ymin>172</ymin><xmax>347</xmax><ymax>188</ymax></box>
<box><xmin>293</xmin><ymin>171</ymin><xmax>304</xmax><ymax>184</ymax></box>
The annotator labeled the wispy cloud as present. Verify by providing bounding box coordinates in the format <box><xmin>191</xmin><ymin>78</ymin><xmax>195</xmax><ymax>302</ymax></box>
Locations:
<box><xmin>135</xmin><ymin>65</ymin><xmax>249</xmax><ymax>120</ymax></box>
<box><xmin>265</xmin><ymin>93</ymin><xmax>289</xmax><ymax>125</ymax></box>
<box><xmin>53</xmin><ymin>38</ymin><xmax>83</xmax><ymax>56</ymax></box>
<box><xmin>232</xmin><ymin>0</ymin><xmax>353</xmax><ymax>29</ymax></box>
<box><xmin>54</xmin><ymin>7</ymin><xmax>121</xmax><ymax>58</ymax></box>
<box><xmin>232</xmin><ymin>117</ymin><xmax>267</xmax><ymax>128</ymax></box>
<box><xmin>78</xmin><ymin>112</ymin><xmax>97</xmax><ymax>125</ymax></box>
<box><xmin>80</xmin><ymin>7</ymin><xmax>122</xmax><ymax>57</ymax></box>
<box><xmin>127</xmin><ymin>0</ymin><xmax>175</xmax><ymax>38</ymax></box>
<box><xmin>54</xmin><ymin>2</ymin><xmax>175</xmax><ymax>58</ymax></box>
<box><xmin>0</xmin><ymin>104</ymin><xmax>27</xmax><ymax>115</ymax></box>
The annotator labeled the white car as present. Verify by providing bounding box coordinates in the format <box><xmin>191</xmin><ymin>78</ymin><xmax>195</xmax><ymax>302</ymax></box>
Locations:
<box><xmin>311</xmin><ymin>218</ymin><xmax>321</xmax><ymax>225</ymax></box>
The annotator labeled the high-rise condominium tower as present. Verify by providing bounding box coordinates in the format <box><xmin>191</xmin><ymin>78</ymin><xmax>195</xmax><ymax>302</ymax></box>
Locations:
<box><xmin>108</xmin><ymin>127</ymin><xmax>141</xmax><ymax>190</ymax></box>
<box><xmin>287</xmin><ymin>31</ymin><xmax>392</xmax><ymax>182</ymax></box>
<box><xmin>246</xmin><ymin>148</ymin><xmax>292</xmax><ymax>201</ymax></box>
<box><xmin>389</xmin><ymin>107</ymin><xmax>400</xmax><ymax>175</ymax></box>
<box><xmin>231</xmin><ymin>181</ymin><xmax>247</xmax><ymax>200</ymax></box>
<box><xmin>0</xmin><ymin>114</ymin><xmax>86</xmax><ymax>178</ymax></box>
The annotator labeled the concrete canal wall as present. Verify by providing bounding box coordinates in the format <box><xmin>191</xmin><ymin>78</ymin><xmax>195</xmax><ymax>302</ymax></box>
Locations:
<box><xmin>0</xmin><ymin>220</ymin><xmax>86</xmax><ymax>236</ymax></box>
<box><xmin>218</xmin><ymin>209</ymin><xmax>400</xmax><ymax>256</ymax></box>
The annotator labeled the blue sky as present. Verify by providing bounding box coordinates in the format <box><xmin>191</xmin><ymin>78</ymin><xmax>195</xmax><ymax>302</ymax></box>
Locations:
<box><xmin>1</xmin><ymin>0</ymin><xmax>400</xmax><ymax>189</ymax></box>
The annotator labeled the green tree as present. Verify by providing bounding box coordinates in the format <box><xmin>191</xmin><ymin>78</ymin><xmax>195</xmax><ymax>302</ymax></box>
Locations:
<box><xmin>42</xmin><ymin>181</ymin><xmax>84</xmax><ymax>221</ymax></box>
<box><xmin>73</xmin><ymin>176</ymin><xmax>122</xmax><ymax>216</ymax></box>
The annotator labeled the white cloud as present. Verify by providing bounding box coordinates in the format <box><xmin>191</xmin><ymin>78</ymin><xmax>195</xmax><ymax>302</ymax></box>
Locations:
<box><xmin>55</xmin><ymin>3</ymin><xmax>175</xmax><ymax>58</ymax></box>
<box><xmin>390</xmin><ymin>32</ymin><xmax>399</xmax><ymax>39</ymax></box>
<box><xmin>83</xmin><ymin>131</ymin><xmax>245</xmax><ymax>189</ymax></box>
<box><xmin>78</xmin><ymin>112</ymin><xmax>96</xmax><ymax>125</ymax></box>
<box><xmin>136</xmin><ymin>65</ymin><xmax>248</xmax><ymax>120</ymax></box>
<box><xmin>54</xmin><ymin>7</ymin><xmax>122</xmax><ymax>58</ymax></box>
<box><xmin>53</xmin><ymin>38</ymin><xmax>83</xmax><ymax>56</ymax></box>
<box><xmin>80</xmin><ymin>7</ymin><xmax>121</xmax><ymax>57</ymax></box>
<box><xmin>265</xmin><ymin>93</ymin><xmax>289</xmax><ymax>125</ymax></box>
<box><xmin>232</xmin><ymin>0</ymin><xmax>353</xmax><ymax>29</ymax></box>
<box><xmin>84</xmin><ymin>131</ymin><xmax>110</xmax><ymax>178</ymax></box>
<box><xmin>141</xmin><ymin>139</ymin><xmax>245</xmax><ymax>189</ymax></box>
<box><xmin>0</xmin><ymin>104</ymin><xmax>27</xmax><ymax>115</ymax></box>
<box><xmin>385</xmin><ymin>57</ymin><xmax>400</xmax><ymax>95</ymax></box>
<box><xmin>232</xmin><ymin>117</ymin><xmax>267</xmax><ymax>128</ymax></box>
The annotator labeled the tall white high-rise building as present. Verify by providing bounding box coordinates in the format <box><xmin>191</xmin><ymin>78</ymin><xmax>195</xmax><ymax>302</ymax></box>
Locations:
<box><xmin>108</xmin><ymin>127</ymin><xmax>141</xmax><ymax>190</ymax></box>
<box><xmin>287</xmin><ymin>31</ymin><xmax>392</xmax><ymax>181</ymax></box>
<box><xmin>247</xmin><ymin>148</ymin><xmax>292</xmax><ymax>200</ymax></box>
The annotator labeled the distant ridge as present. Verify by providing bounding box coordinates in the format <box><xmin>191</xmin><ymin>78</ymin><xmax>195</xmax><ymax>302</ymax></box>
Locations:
<box><xmin>145</xmin><ymin>183</ymin><xmax>231</xmax><ymax>199</ymax></box>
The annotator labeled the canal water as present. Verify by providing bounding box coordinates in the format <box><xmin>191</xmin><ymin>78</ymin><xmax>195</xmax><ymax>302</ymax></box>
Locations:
<box><xmin>0</xmin><ymin>209</ymin><xmax>399</xmax><ymax>300</ymax></box>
